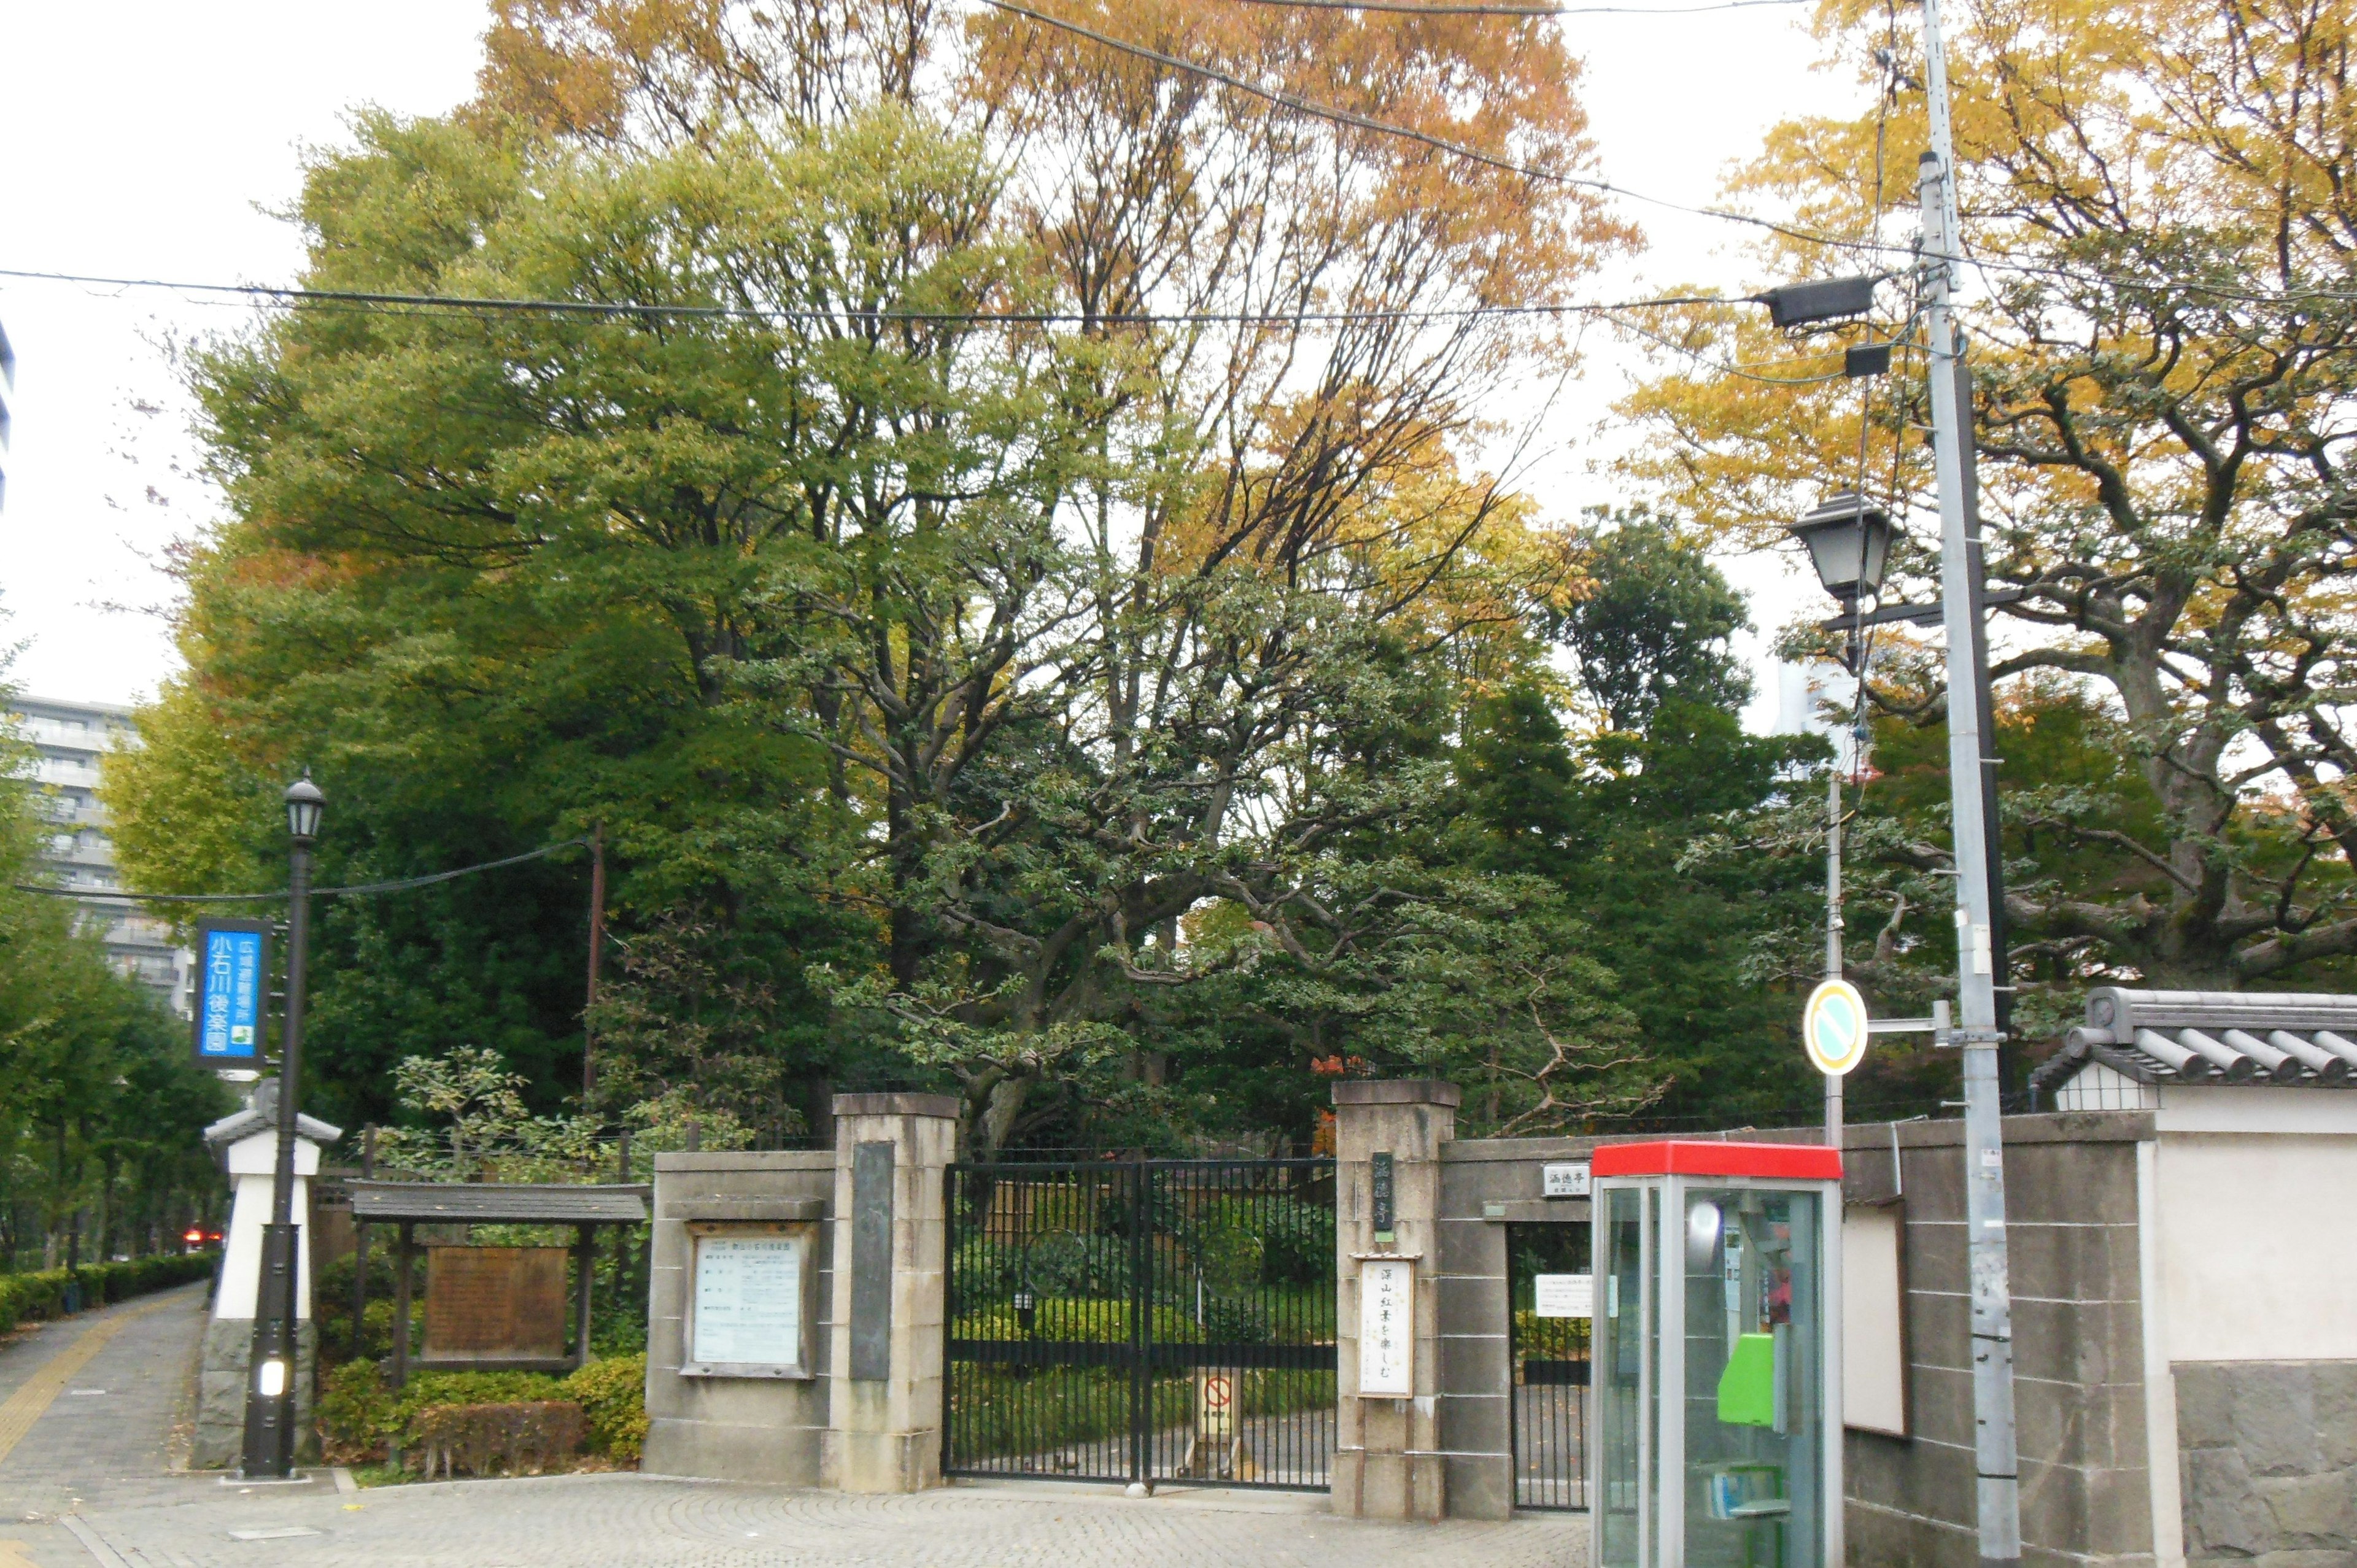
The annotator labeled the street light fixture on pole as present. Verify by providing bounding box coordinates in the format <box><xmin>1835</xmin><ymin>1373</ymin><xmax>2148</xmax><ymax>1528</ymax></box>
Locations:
<box><xmin>1787</xmin><ymin>489</ymin><xmax>1893</xmax><ymax>1151</ymax></box>
<box><xmin>239</xmin><ymin>774</ymin><xmax>323</xmax><ymax>1480</ymax></box>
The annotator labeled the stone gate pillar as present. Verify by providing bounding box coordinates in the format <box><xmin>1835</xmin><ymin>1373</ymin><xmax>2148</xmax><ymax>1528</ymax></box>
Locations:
<box><xmin>821</xmin><ymin>1092</ymin><xmax>959</xmax><ymax>1493</ymax></box>
<box><xmin>1331</xmin><ymin>1079</ymin><xmax>1458</xmax><ymax>1523</ymax></box>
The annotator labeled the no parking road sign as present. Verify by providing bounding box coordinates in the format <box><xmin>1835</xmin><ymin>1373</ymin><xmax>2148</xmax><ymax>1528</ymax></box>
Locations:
<box><xmin>1803</xmin><ymin>978</ymin><xmax>1870</xmax><ymax>1076</ymax></box>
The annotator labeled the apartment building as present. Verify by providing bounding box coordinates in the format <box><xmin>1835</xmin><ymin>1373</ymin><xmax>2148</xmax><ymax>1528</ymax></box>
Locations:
<box><xmin>7</xmin><ymin>694</ymin><xmax>189</xmax><ymax>1013</ymax></box>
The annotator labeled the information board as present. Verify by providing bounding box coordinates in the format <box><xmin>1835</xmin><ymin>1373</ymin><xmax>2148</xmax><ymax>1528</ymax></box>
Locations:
<box><xmin>1358</xmin><ymin>1257</ymin><xmax>1414</xmax><ymax>1396</ymax></box>
<box><xmin>692</xmin><ymin>1233</ymin><xmax>805</xmax><ymax>1370</ymax></box>
<box><xmin>422</xmin><ymin>1246</ymin><xmax>568</xmax><ymax>1361</ymax></box>
<box><xmin>1533</xmin><ymin>1272</ymin><xmax>1595</xmax><ymax>1319</ymax></box>
<box><xmin>190</xmin><ymin>919</ymin><xmax>269</xmax><ymax>1070</ymax></box>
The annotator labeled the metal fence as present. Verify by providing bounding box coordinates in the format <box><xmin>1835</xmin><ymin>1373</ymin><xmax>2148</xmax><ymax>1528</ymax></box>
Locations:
<box><xmin>943</xmin><ymin>1157</ymin><xmax>1337</xmax><ymax>1490</ymax></box>
<box><xmin>1509</xmin><ymin>1222</ymin><xmax>1593</xmax><ymax>1510</ymax></box>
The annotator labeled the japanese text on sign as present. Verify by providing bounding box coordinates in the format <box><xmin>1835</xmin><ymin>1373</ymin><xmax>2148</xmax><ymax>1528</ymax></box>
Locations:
<box><xmin>1358</xmin><ymin>1257</ymin><xmax>1414</xmax><ymax>1396</ymax></box>
<box><xmin>1533</xmin><ymin>1272</ymin><xmax>1594</xmax><ymax>1319</ymax></box>
<box><xmin>1542</xmin><ymin>1162</ymin><xmax>1592</xmax><ymax>1198</ymax></box>
<box><xmin>193</xmin><ymin>923</ymin><xmax>266</xmax><ymax>1066</ymax></box>
<box><xmin>692</xmin><ymin>1234</ymin><xmax>804</xmax><ymax>1369</ymax></box>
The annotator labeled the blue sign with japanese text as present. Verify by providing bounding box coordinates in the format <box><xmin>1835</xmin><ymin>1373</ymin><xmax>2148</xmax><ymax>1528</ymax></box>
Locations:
<box><xmin>191</xmin><ymin>919</ymin><xmax>268</xmax><ymax>1068</ymax></box>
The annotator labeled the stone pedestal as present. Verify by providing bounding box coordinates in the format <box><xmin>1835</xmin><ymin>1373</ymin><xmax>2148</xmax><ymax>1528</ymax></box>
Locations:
<box><xmin>1331</xmin><ymin>1079</ymin><xmax>1458</xmax><ymax>1523</ymax></box>
<box><xmin>821</xmin><ymin>1092</ymin><xmax>958</xmax><ymax>1493</ymax></box>
<box><xmin>193</xmin><ymin>1319</ymin><xmax>318</xmax><ymax>1470</ymax></box>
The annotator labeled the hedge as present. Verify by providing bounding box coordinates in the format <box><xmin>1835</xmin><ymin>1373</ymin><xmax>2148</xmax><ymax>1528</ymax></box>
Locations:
<box><xmin>318</xmin><ymin>1353</ymin><xmax>648</xmax><ymax>1469</ymax></box>
<box><xmin>0</xmin><ymin>1252</ymin><xmax>218</xmax><ymax>1334</ymax></box>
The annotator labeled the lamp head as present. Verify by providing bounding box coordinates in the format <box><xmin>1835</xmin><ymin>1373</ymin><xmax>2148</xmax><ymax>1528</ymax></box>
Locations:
<box><xmin>1787</xmin><ymin>490</ymin><xmax>1896</xmax><ymax>607</ymax></box>
<box><xmin>284</xmin><ymin>774</ymin><xmax>325</xmax><ymax>843</ymax></box>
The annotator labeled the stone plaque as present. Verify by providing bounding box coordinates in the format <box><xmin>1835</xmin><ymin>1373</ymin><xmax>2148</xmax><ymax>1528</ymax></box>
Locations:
<box><xmin>850</xmin><ymin>1141</ymin><xmax>894</xmax><ymax>1380</ymax></box>
<box><xmin>1371</xmin><ymin>1151</ymin><xmax>1396</xmax><ymax>1240</ymax></box>
<box><xmin>423</xmin><ymin>1246</ymin><xmax>567</xmax><ymax>1361</ymax></box>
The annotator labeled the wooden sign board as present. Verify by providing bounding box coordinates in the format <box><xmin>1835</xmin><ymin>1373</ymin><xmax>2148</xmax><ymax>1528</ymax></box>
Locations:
<box><xmin>423</xmin><ymin>1246</ymin><xmax>568</xmax><ymax>1362</ymax></box>
<box><xmin>1358</xmin><ymin>1257</ymin><xmax>1414</xmax><ymax>1396</ymax></box>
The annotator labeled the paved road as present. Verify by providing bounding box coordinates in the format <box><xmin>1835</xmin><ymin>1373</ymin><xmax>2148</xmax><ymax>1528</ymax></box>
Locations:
<box><xmin>0</xmin><ymin>1285</ymin><xmax>1589</xmax><ymax>1568</ymax></box>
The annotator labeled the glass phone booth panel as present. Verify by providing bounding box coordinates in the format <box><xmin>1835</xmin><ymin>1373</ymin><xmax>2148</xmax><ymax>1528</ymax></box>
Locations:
<box><xmin>1590</xmin><ymin>1142</ymin><xmax>1843</xmax><ymax>1568</ymax></box>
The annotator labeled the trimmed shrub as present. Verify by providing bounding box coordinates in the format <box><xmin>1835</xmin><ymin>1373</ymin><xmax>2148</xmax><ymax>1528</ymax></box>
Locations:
<box><xmin>317</xmin><ymin>1356</ymin><xmax>645</xmax><ymax>1470</ymax></box>
<box><xmin>561</xmin><ymin>1354</ymin><xmax>648</xmax><ymax>1462</ymax></box>
<box><xmin>412</xmin><ymin>1400</ymin><xmax>586</xmax><ymax>1478</ymax></box>
<box><xmin>0</xmin><ymin>1251</ymin><xmax>217</xmax><ymax>1334</ymax></box>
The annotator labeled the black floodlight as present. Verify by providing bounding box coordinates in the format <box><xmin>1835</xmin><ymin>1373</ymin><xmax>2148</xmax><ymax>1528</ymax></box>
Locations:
<box><xmin>1844</xmin><ymin>342</ymin><xmax>1892</xmax><ymax>379</ymax></box>
<box><xmin>1789</xmin><ymin>490</ymin><xmax>1895</xmax><ymax>608</ymax></box>
<box><xmin>284</xmin><ymin>774</ymin><xmax>324</xmax><ymax>842</ymax></box>
<box><xmin>1759</xmin><ymin>275</ymin><xmax>1879</xmax><ymax>328</ymax></box>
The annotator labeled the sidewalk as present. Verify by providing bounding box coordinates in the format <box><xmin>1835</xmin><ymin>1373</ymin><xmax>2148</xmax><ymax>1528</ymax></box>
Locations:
<box><xmin>0</xmin><ymin>1282</ymin><xmax>213</xmax><ymax>1568</ymax></box>
<box><xmin>0</xmin><ymin>1286</ymin><xmax>1589</xmax><ymax>1568</ymax></box>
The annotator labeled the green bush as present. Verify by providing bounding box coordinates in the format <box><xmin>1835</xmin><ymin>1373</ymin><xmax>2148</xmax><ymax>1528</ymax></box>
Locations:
<box><xmin>562</xmin><ymin>1354</ymin><xmax>648</xmax><ymax>1461</ymax></box>
<box><xmin>0</xmin><ymin>1251</ymin><xmax>217</xmax><ymax>1334</ymax></box>
<box><xmin>316</xmin><ymin>1355</ymin><xmax>647</xmax><ymax>1468</ymax></box>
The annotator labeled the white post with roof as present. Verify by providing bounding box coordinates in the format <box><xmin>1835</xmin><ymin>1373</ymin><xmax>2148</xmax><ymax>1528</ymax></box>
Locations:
<box><xmin>190</xmin><ymin>1085</ymin><xmax>341</xmax><ymax>1470</ymax></box>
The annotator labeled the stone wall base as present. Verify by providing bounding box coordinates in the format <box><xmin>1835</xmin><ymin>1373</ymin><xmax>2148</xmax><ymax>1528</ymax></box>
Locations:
<box><xmin>1331</xmin><ymin>1446</ymin><xmax>1446</xmax><ymax>1522</ymax></box>
<box><xmin>190</xmin><ymin>1317</ymin><xmax>317</xmax><ymax>1471</ymax></box>
<box><xmin>644</xmin><ymin>1416</ymin><xmax>825</xmax><ymax>1486</ymax></box>
<box><xmin>821</xmin><ymin>1426</ymin><xmax>941</xmax><ymax>1493</ymax></box>
<box><xmin>2177</xmin><ymin>1359</ymin><xmax>2357</xmax><ymax>1567</ymax></box>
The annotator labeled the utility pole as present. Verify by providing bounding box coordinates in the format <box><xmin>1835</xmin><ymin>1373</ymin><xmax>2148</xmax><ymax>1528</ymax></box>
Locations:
<box><xmin>1825</xmin><ymin>756</ymin><xmax>1844</xmax><ymax>1149</ymax></box>
<box><xmin>1918</xmin><ymin>0</ymin><xmax>2024</xmax><ymax>1559</ymax></box>
<box><xmin>584</xmin><ymin>824</ymin><xmax>605</xmax><ymax>1099</ymax></box>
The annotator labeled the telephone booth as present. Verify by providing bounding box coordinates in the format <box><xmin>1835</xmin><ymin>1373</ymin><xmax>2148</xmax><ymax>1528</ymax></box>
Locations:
<box><xmin>1591</xmin><ymin>1141</ymin><xmax>1843</xmax><ymax>1568</ymax></box>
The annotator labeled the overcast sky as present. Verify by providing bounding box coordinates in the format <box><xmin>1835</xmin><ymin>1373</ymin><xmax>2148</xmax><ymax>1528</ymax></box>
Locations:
<box><xmin>0</xmin><ymin>0</ymin><xmax>1836</xmax><ymax>715</ymax></box>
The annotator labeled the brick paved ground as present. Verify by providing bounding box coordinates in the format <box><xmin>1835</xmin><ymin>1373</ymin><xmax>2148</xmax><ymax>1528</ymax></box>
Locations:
<box><xmin>0</xmin><ymin>1287</ymin><xmax>1589</xmax><ymax>1568</ymax></box>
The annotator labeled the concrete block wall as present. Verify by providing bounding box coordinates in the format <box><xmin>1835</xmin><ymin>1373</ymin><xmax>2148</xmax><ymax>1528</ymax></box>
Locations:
<box><xmin>1834</xmin><ymin>1113</ymin><xmax>2158</xmax><ymax>1568</ymax></box>
<box><xmin>1422</xmin><ymin>1111</ymin><xmax>2169</xmax><ymax>1568</ymax></box>
<box><xmin>641</xmin><ymin>1151</ymin><xmax>835</xmax><ymax>1483</ymax></box>
<box><xmin>1433</xmin><ymin>1134</ymin><xmax>1593</xmax><ymax>1521</ymax></box>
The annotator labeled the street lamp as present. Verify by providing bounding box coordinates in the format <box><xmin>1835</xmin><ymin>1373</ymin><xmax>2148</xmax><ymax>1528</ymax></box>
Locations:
<box><xmin>1787</xmin><ymin>490</ymin><xmax>1895</xmax><ymax>610</ymax></box>
<box><xmin>241</xmin><ymin>773</ymin><xmax>322</xmax><ymax>1479</ymax></box>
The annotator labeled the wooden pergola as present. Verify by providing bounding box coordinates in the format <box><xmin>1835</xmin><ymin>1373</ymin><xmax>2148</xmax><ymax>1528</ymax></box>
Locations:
<box><xmin>346</xmin><ymin>1181</ymin><xmax>651</xmax><ymax>1387</ymax></box>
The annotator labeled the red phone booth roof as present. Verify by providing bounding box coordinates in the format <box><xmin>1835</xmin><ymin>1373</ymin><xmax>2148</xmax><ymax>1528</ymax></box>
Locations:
<box><xmin>1590</xmin><ymin>1140</ymin><xmax>1843</xmax><ymax>1181</ymax></box>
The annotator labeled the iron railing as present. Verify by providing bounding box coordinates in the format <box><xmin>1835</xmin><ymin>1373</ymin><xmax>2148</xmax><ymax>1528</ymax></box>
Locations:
<box><xmin>944</xmin><ymin>1157</ymin><xmax>1337</xmax><ymax>1490</ymax></box>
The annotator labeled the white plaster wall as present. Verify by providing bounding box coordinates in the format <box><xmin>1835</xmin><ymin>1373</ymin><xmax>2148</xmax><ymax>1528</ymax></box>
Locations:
<box><xmin>2156</xmin><ymin>1130</ymin><xmax>2357</xmax><ymax>1362</ymax></box>
<box><xmin>212</xmin><ymin>1130</ymin><xmax>320</xmax><ymax>1321</ymax></box>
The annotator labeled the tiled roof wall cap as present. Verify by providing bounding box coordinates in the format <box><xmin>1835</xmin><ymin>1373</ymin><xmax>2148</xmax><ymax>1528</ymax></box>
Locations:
<box><xmin>2043</xmin><ymin>986</ymin><xmax>2357</xmax><ymax>1085</ymax></box>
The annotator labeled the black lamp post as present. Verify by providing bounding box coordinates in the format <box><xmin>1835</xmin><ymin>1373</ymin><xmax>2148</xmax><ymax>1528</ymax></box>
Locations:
<box><xmin>240</xmin><ymin>774</ymin><xmax>322</xmax><ymax>1479</ymax></box>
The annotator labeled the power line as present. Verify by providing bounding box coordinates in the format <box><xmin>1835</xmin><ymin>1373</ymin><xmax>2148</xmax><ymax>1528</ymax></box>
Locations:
<box><xmin>0</xmin><ymin>265</ymin><xmax>1742</xmax><ymax>328</ymax></box>
<box><xmin>14</xmin><ymin>837</ymin><xmax>589</xmax><ymax>905</ymax></box>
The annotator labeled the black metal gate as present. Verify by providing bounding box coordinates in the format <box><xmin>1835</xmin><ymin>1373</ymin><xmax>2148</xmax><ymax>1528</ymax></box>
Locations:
<box><xmin>1509</xmin><ymin>1222</ymin><xmax>1593</xmax><ymax>1510</ymax></box>
<box><xmin>944</xmin><ymin>1157</ymin><xmax>1337</xmax><ymax>1489</ymax></box>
